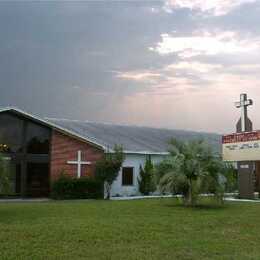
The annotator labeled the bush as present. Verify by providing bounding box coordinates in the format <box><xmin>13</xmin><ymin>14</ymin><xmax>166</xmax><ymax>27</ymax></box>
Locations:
<box><xmin>51</xmin><ymin>175</ymin><xmax>103</xmax><ymax>200</ymax></box>
<box><xmin>0</xmin><ymin>154</ymin><xmax>12</xmax><ymax>195</ymax></box>
<box><xmin>95</xmin><ymin>145</ymin><xmax>125</xmax><ymax>199</ymax></box>
<box><xmin>138</xmin><ymin>156</ymin><xmax>156</xmax><ymax>195</ymax></box>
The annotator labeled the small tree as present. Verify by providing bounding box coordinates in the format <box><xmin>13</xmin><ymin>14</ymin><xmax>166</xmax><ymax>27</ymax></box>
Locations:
<box><xmin>158</xmin><ymin>139</ymin><xmax>233</xmax><ymax>206</ymax></box>
<box><xmin>201</xmin><ymin>158</ymin><xmax>235</xmax><ymax>204</ymax></box>
<box><xmin>138</xmin><ymin>156</ymin><xmax>156</xmax><ymax>195</ymax></box>
<box><xmin>0</xmin><ymin>154</ymin><xmax>11</xmax><ymax>195</ymax></box>
<box><xmin>95</xmin><ymin>145</ymin><xmax>125</xmax><ymax>199</ymax></box>
<box><xmin>138</xmin><ymin>165</ymin><xmax>146</xmax><ymax>195</ymax></box>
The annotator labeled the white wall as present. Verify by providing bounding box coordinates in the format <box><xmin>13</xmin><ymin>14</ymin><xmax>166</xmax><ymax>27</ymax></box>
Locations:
<box><xmin>110</xmin><ymin>153</ymin><xmax>166</xmax><ymax>197</ymax></box>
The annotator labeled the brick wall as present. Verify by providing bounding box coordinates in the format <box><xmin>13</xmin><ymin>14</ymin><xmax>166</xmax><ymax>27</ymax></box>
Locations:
<box><xmin>50</xmin><ymin>130</ymin><xmax>104</xmax><ymax>181</ymax></box>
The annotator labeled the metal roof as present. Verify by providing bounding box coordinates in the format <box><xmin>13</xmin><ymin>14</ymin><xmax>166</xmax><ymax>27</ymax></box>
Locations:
<box><xmin>46</xmin><ymin>118</ymin><xmax>221</xmax><ymax>154</ymax></box>
<box><xmin>0</xmin><ymin>107</ymin><xmax>221</xmax><ymax>154</ymax></box>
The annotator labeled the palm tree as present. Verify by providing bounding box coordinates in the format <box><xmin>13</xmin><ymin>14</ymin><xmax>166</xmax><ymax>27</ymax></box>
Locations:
<box><xmin>158</xmin><ymin>139</ymin><xmax>231</xmax><ymax>206</ymax></box>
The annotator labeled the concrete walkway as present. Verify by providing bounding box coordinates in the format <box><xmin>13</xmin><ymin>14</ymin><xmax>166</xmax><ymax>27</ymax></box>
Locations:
<box><xmin>111</xmin><ymin>193</ymin><xmax>238</xmax><ymax>201</ymax></box>
<box><xmin>111</xmin><ymin>195</ymin><xmax>177</xmax><ymax>200</ymax></box>
<box><xmin>225</xmin><ymin>198</ymin><xmax>260</xmax><ymax>203</ymax></box>
<box><xmin>111</xmin><ymin>193</ymin><xmax>260</xmax><ymax>203</ymax></box>
<box><xmin>1</xmin><ymin>194</ymin><xmax>260</xmax><ymax>203</ymax></box>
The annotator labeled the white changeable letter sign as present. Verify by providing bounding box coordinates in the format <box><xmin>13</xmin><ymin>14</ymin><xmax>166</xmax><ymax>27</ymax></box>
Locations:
<box><xmin>222</xmin><ymin>131</ymin><xmax>260</xmax><ymax>162</ymax></box>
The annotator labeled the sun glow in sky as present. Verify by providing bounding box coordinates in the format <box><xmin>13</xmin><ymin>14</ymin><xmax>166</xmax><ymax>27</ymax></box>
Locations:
<box><xmin>164</xmin><ymin>0</ymin><xmax>257</xmax><ymax>15</ymax></box>
<box><xmin>0</xmin><ymin>1</ymin><xmax>260</xmax><ymax>133</ymax></box>
<box><xmin>150</xmin><ymin>31</ymin><xmax>260</xmax><ymax>57</ymax></box>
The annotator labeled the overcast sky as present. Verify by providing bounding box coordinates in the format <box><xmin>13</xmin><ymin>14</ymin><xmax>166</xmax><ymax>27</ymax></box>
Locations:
<box><xmin>1</xmin><ymin>0</ymin><xmax>260</xmax><ymax>134</ymax></box>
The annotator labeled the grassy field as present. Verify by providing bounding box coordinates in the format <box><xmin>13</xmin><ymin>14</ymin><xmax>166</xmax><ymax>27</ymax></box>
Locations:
<box><xmin>0</xmin><ymin>199</ymin><xmax>260</xmax><ymax>260</ymax></box>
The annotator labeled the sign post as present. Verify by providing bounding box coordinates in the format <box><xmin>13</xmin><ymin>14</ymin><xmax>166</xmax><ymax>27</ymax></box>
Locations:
<box><xmin>234</xmin><ymin>94</ymin><xmax>254</xmax><ymax>199</ymax></box>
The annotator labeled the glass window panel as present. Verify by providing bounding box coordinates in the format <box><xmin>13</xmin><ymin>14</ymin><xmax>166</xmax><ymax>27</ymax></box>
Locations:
<box><xmin>26</xmin><ymin>122</ymin><xmax>50</xmax><ymax>154</ymax></box>
<box><xmin>0</xmin><ymin>157</ymin><xmax>18</xmax><ymax>195</ymax></box>
<box><xmin>122</xmin><ymin>167</ymin><xmax>134</xmax><ymax>186</ymax></box>
<box><xmin>0</xmin><ymin>113</ymin><xmax>23</xmax><ymax>153</ymax></box>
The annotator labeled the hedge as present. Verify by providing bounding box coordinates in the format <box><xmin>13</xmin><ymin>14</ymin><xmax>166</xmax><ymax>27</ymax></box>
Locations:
<box><xmin>51</xmin><ymin>175</ymin><xmax>103</xmax><ymax>200</ymax></box>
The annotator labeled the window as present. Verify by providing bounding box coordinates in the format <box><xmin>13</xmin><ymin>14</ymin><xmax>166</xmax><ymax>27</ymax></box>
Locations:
<box><xmin>0</xmin><ymin>113</ymin><xmax>23</xmax><ymax>153</ymax></box>
<box><xmin>0</xmin><ymin>112</ymin><xmax>51</xmax><ymax>155</ymax></box>
<box><xmin>0</xmin><ymin>111</ymin><xmax>51</xmax><ymax>197</ymax></box>
<box><xmin>26</xmin><ymin>122</ymin><xmax>50</xmax><ymax>154</ymax></box>
<box><xmin>122</xmin><ymin>167</ymin><xmax>134</xmax><ymax>186</ymax></box>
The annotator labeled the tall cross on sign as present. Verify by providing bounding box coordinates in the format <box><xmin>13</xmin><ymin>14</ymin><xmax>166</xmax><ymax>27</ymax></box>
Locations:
<box><xmin>67</xmin><ymin>150</ymin><xmax>91</xmax><ymax>178</ymax></box>
<box><xmin>235</xmin><ymin>93</ymin><xmax>253</xmax><ymax>132</ymax></box>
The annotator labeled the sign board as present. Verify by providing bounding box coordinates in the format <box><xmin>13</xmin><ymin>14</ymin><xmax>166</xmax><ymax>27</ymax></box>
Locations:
<box><xmin>222</xmin><ymin>131</ymin><xmax>260</xmax><ymax>161</ymax></box>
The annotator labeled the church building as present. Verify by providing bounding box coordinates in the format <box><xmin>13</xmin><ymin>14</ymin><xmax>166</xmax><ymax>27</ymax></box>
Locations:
<box><xmin>0</xmin><ymin>107</ymin><xmax>220</xmax><ymax>198</ymax></box>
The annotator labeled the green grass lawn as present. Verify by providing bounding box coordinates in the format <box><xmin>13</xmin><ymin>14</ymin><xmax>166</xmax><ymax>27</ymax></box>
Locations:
<box><xmin>0</xmin><ymin>199</ymin><xmax>260</xmax><ymax>260</ymax></box>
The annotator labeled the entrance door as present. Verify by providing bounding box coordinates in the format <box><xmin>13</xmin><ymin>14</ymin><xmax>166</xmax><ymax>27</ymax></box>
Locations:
<box><xmin>27</xmin><ymin>163</ymin><xmax>49</xmax><ymax>197</ymax></box>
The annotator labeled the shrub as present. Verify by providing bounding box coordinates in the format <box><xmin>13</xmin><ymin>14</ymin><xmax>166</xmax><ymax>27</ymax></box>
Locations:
<box><xmin>138</xmin><ymin>156</ymin><xmax>156</xmax><ymax>195</ymax></box>
<box><xmin>0</xmin><ymin>154</ymin><xmax>12</xmax><ymax>195</ymax></box>
<box><xmin>95</xmin><ymin>145</ymin><xmax>125</xmax><ymax>199</ymax></box>
<box><xmin>51</xmin><ymin>175</ymin><xmax>103</xmax><ymax>200</ymax></box>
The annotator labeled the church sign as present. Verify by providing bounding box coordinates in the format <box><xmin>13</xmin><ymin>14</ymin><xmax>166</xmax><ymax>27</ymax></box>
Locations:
<box><xmin>222</xmin><ymin>131</ymin><xmax>260</xmax><ymax>161</ymax></box>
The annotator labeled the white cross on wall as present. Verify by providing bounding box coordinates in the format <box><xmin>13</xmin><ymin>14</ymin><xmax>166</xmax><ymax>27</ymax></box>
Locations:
<box><xmin>235</xmin><ymin>93</ymin><xmax>253</xmax><ymax>132</ymax></box>
<box><xmin>67</xmin><ymin>150</ymin><xmax>91</xmax><ymax>178</ymax></box>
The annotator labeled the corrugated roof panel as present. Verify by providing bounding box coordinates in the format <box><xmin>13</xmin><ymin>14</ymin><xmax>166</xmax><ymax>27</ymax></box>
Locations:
<box><xmin>47</xmin><ymin>118</ymin><xmax>221</xmax><ymax>154</ymax></box>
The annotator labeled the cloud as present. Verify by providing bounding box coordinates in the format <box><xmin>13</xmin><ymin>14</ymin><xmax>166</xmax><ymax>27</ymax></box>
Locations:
<box><xmin>149</xmin><ymin>31</ymin><xmax>260</xmax><ymax>58</ymax></box>
<box><xmin>114</xmin><ymin>70</ymin><xmax>162</xmax><ymax>83</ymax></box>
<box><xmin>113</xmin><ymin>56</ymin><xmax>260</xmax><ymax>101</ymax></box>
<box><xmin>113</xmin><ymin>61</ymin><xmax>217</xmax><ymax>96</ymax></box>
<box><xmin>225</xmin><ymin>64</ymin><xmax>260</xmax><ymax>74</ymax></box>
<box><xmin>164</xmin><ymin>61</ymin><xmax>222</xmax><ymax>73</ymax></box>
<box><xmin>163</xmin><ymin>0</ymin><xmax>257</xmax><ymax>16</ymax></box>
<box><xmin>2</xmin><ymin>1</ymin><xmax>260</xmax><ymax>133</ymax></box>
<box><xmin>72</xmin><ymin>85</ymin><xmax>81</xmax><ymax>90</ymax></box>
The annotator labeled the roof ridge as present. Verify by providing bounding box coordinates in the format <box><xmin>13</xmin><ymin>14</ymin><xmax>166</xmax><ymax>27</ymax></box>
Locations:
<box><xmin>45</xmin><ymin>117</ymin><xmax>92</xmax><ymax>123</ymax></box>
<box><xmin>46</xmin><ymin>117</ymin><xmax>219</xmax><ymax>135</ymax></box>
<box><xmin>46</xmin><ymin>117</ymin><xmax>176</xmax><ymax>130</ymax></box>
